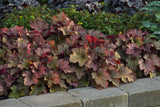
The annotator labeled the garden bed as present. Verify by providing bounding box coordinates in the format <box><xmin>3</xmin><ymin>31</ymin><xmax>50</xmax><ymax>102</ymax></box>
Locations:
<box><xmin>1</xmin><ymin>76</ymin><xmax>160</xmax><ymax>107</ymax></box>
<box><xmin>0</xmin><ymin>0</ymin><xmax>160</xmax><ymax>103</ymax></box>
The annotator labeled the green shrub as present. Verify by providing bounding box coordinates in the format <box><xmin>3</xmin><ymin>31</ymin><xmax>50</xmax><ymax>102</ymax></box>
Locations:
<box><xmin>139</xmin><ymin>1</ymin><xmax>160</xmax><ymax>40</ymax></box>
<box><xmin>0</xmin><ymin>5</ymin><xmax>54</xmax><ymax>29</ymax></box>
<box><xmin>53</xmin><ymin>6</ymin><xmax>136</xmax><ymax>35</ymax></box>
<box><xmin>1</xmin><ymin>5</ymin><xmax>143</xmax><ymax>36</ymax></box>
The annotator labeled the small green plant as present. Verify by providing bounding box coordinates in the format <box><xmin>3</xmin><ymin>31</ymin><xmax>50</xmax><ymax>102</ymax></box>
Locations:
<box><xmin>1</xmin><ymin>4</ymin><xmax>145</xmax><ymax>36</ymax></box>
<box><xmin>1</xmin><ymin>5</ymin><xmax>54</xmax><ymax>29</ymax></box>
<box><xmin>53</xmin><ymin>6</ymin><xmax>145</xmax><ymax>35</ymax></box>
<box><xmin>139</xmin><ymin>1</ymin><xmax>160</xmax><ymax>40</ymax></box>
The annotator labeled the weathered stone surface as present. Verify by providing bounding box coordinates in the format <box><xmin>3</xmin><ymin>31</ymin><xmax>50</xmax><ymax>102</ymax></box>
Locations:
<box><xmin>69</xmin><ymin>87</ymin><xmax>128</xmax><ymax>107</ymax></box>
<box><xmin>0</xmin><ymin>98</ymin><xmax>29</xmax><ymax>107</ymax></box>
<box><xmin>119</xmin><ymin>78</ymin><xmax>160</xmax><ymax>107</ymax></box>
<box><xmin>154</xmin><ymin>76</ymin><xmax>160</xmax><ymax>81</ymax></box>
<box><xmin>18</xmin><ymin>91</ymin><xmax>82</xmax><ymax>107</ymax></box>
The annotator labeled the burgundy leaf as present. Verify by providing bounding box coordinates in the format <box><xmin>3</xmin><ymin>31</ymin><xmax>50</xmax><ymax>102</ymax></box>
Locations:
<box><xmin>23</xmin><ymin>71</ymin><xmax>38</xmax><ymax>86</ymax></box>
<box><xmin>126</xmin><ymin>29</ymin><xmax>146</xmax><ymax>38</ymax></box>
<box><xmin>151</xmin><ymin>54</ymin><xmax>160</xmax><ymax>67</ymax></box>
<box><xmin>138</xmin><ymin>59</ymin><xmax>156</xmax><ymax>75</ymax></box>
<box><xmin>85</xmin><ymin>55</ymin><xmax>98</xmax><ymax>71</ymax></box>
<box><xmin>4</xmin><ymin>75</ymin><xmax>17</xmax><ymax>87</ymax></box>
<box><xmin>30</xmin><ymin>18</ymin><xmax>49</xmax><ymax>33</ymax></box>
<box><xmin>126</xmin><ymin>43</ymin><xmax>141</xmax><ymax>57</ymax></box>
<box><xmin>57</xmin><ymin>59</ymin><xmax>72</xmax><ymax>73</ymax></box>
<box><xmin>10</xmin><ymin>25</ymin><xmax>24</xmax><ymax>36</ymax></box>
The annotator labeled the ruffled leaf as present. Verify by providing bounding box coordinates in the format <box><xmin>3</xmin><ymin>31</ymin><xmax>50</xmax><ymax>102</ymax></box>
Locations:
<box><xmin>23</xmin><ymin>71</ymin><xmax>38</xmax><ymax>86</ymax></box>
<box><xmin>49</xmin><ymin>85</ymin><xmax>66</xmax><ymax>93</ymax></box>
<box><xmin>47</xmin><ymin>56</ymin><xmax>58</xmax><ymax>69</ymax></box>
<box><xmin>126</xmin><ymin>43</ymin><xmax>141</xmax><ymax>57</ymax></box>
<box><xmin>138</xmin><ymin>59</ymin><xmax>156</xmax><ymax>76</ymax></box>
<box><xmin>85</xmin><ymin>55</ymin><xmax>98</xmax><ymax>71</ymax></box>
<box><xmin>30</xmin><ymin>84</ymin><xmax>46</xmax><ymax>95</ymax></box>
<box><xmin>30</xmin><ymin>18</ymin><xmax>49</xmax><ymax>33</ymax></box>
<box><xmin>92</xmin><ymin>68</ymin><xmax>111</xmax><ymax>88</ymax></box>
<box><xmin>71</xmin><ymin>66</ymin><xmax>86</xmax><ymax>80</ymax></box>
<box><xmin>70</xmin><ymin>48</ymin><xmax>89</xmax><ymax>66</ymax></box>
<box><xmin>118</xmin><ymin>64</ymin><xmax>136</xmax><ymax>83</ymax></box>
<box><xmin>57</xmin><ymin>59</ymin><xmax>72</xmax><ymax>73</ymax></box>
<box><xmin>17</xmin><ymin>59</ymin><xmax>30</xmax><ymax>69</ymax></box>
<box><xmin>151</xmin><ymin>54</ymin><xmax>160</xmax><ymax>67</ymax></box>
<box><xmin>9</xmin><ymin>85</ymin><xmax>29</xmax><ymax>98</ymax></box>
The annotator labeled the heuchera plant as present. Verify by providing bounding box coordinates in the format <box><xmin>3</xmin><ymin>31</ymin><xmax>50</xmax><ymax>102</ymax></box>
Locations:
<box><xmin>107</xmin><ymin>29</ymin><xmax>160</xmax><ymax>78</ymax></box>
<box><xmin>0</xmin><ymin>12</ymin><xmax>159</xmax><ymax>99</ymax></box>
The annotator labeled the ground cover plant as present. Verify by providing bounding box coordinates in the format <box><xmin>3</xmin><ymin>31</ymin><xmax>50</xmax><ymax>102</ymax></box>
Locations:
<box><xmin>1</xmin><ymin>4</ymin><xmax>143</xmax><ymax>36</ymax></box>
<box><xmin>0</xmin><ymin>12</ymin><xmax>159</xmax><ymax>99</ymax></box>
<box><xmin>0</xmin><ymin>1</ymin><xmax>160</xmax><ymax>99</ymax></box>
<box><xmin>0</xmin><ymin>5</ymin><xmax>54</xmax><ymax>29</ymax></box>
<box><xmin>139</xmin><ymin>1</ymin><xmax>160</xmax><ymax>40</ymax></box>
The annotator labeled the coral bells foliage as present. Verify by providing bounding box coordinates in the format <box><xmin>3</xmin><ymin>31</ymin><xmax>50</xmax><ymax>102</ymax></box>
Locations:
<box><xmin>107</xmin><ymin>29</ymin><xmax>160</xmax><ymax>77</ymax></box>
<box><xmin>0</xmin><ymin>12</ymin><xmax>158</xmax><ymax>99</ymax></box>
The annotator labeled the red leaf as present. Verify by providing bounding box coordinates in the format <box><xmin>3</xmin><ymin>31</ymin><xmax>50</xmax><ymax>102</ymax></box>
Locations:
<box><xmin>27</xmin><ymin>43</ymin><xmax>32</xmax><ymax>55</ymax></box>
<box><xmin>52</xmin><ymin>71</ymin><xmax>61</xmax><ymax>85</ymax></box>
<box><xmin>85</xmin><ymin>35</ymin><xmax>99</xmax><ymax>44</ymax></box>
<box><xmin>86</xmin><ymin>35</ymin><xmax>92</xmax><ymax>43</ymax></box>
<box><xmin>2</xmin><ymin>28</ymin><xmax>9</xmax><ymax>33</ymax></box>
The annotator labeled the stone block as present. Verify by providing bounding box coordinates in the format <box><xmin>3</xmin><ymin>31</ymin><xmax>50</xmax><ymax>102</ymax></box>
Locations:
<box><xmin>119</xmin><ymin>78</ymin><xmax>160</xmax><ymax>107</ymax></box>
<box><xmin>69</xmin><ymin>87</ymin><xmax>128</xmax><ymax>107</ymax></box>
<box><xmin>18</xmin><ymin>91</ymin><xmax>82</xmax><ymax>107</ymax></box>
<box><xmin>0</xmin><ymin>98</ymin><xmax>29</xmax><ymax>107</ymax></box>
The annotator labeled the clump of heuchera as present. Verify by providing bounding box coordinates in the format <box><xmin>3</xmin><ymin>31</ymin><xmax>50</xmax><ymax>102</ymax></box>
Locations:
<box><xmin>107</xmin><ymin>29</ymin><xmax>160</xmax><ymax>78</ymax></box>
<box><xmin>0</xmin><ymin>12</ymin><xmax>159</xmax><ymax>99</ymax></box>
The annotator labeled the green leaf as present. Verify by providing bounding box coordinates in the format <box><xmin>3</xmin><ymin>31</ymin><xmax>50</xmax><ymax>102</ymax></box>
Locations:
<box><xmin>70</xmin><ymin>48</ymin><xmax>89</xmax><ymax>66</ymax></box>
<box><xmin>126</xmin><ymin>56</ymin><xmax>141</xmax><ymax>72</ymax></box>
<box><xmin>30</xmin><ymin>84</ymin><xmax>46</xmax><ymax>95</ymax></box>
<box><xmin>49</xmin><ymin>85</ymin><xmax>66</xmax><ymax>93</ymax></box>
<box><xmin>0</xmin><ymin>48</ymin><xmax>6</xmax><ymax>58</ymax></box>
<box><xmin>153</xmin><ymin>31</ymin><xmax>160</xmax><ymax>35</ymax></box>
<box><xmin>141</xmin><ymin>21</ymin><xmax>157</xmax><ymax>29</ymax></box>
<box><xmin>155</xmin><ymin>14</ymin><xmax>160</xmax><ymax>21</ymax></box>
<box><xmin>149</xmin><ymin>34</ymin><xmax>160</xmax><ymax>40</ymax></box>
<box><xmin>92</xmin><ymin>68</ymin><xmax>111</xmax><ymax>88</ymax></box>
<box><xmin>17</xmin><ymin>59</ymin><xmax>30</xmax><ymax>69</ymax></box>
<box><xmin>47</xmin><ymin>56</ymin><xmax>58</xmax><ymax>69</ymax></box>
<box><xmin>9</xmin><ymin>85</ymin><xmax>29</xmax><ymax>98</ymax></box>
<box><xmin>78</xmin><ymin>77</ymin><xmax>89</xmax><ymax>88</ymax></box>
